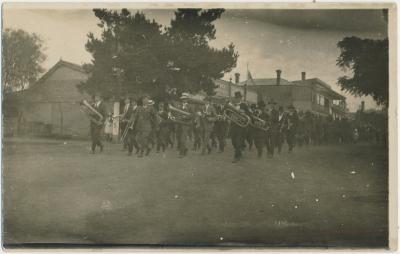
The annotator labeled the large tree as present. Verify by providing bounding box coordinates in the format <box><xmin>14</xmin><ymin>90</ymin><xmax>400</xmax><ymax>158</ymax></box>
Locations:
<box><xmin>166</xmin><ymin>9</ymin><xmax>238</xmax><ymax>95</ymax></box>
<box><xmin>2</xmin><ymin>28</ymin><xmax>46</xmax><ymax>93</ymax></box>
<box><xmin>336</xmin><ymin>36</ymin><xmax>388</xmax><ymax>106</ymax></box>
<box><xmin>78</xmin><ymin>9</ymin><xmax>169</xmax><ymax>98</ymax></box>
<box><xmin>79</xmin><ymin>8</ymin><xmax>238</xmax><ymax>99</ymax></box>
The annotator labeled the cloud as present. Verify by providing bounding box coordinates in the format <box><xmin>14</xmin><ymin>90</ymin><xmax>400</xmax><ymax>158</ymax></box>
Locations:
<box><xmin>225</xmin><ymin>9</ymin><xmax>387</xmax><ymax>33</ymax></box>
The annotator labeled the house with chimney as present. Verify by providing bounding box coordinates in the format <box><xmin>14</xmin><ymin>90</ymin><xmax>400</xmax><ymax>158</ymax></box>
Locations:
<box><xmin>214</xmin><ymin>70</ymin><xmax>347</xmax><ymax>119</ymax></box>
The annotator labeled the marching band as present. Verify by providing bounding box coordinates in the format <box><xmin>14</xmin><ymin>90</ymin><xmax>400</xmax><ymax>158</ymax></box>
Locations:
<box><xmin>81</xmin><ymin>90</ymin><xmax>345</xmax><ymax>162</ymax></box>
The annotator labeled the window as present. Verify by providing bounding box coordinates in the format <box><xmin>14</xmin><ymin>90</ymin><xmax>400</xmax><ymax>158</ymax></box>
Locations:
<box><xmin>316</xmin><ymin>94</ymin><xmax>325</xmax><ymax>106</ymax></box>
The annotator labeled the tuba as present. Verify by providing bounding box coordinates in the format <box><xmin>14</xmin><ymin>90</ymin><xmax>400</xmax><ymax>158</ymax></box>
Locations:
<box><xmin>223</xmin><ymin>104</ymin><xmax>251</xmax><ymax>128</ymax></box>
<box><xmin>251</xmin><ymin>114</ymin><xmax>270</xmax><ymax>132</ymax></box>
<box><xmin>80</xmin><ymin>100</ymin><xmax>104</xmax><ymax>126</ymax></box>
<box><xmin>168</xmin><ymin>105</ymin><xmax>193</xmax><ymax>125</ymax></box>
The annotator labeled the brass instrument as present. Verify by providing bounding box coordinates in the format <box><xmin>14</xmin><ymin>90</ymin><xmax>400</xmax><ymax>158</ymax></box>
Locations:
<box><xmin>80</xmin><ymin>100</ymin><xmax>104</xmax><ymax>126</ymax></box>
<box><xmin>251</xmin><ymin>114</ymin><xmax>270</xmax><ymax>132</ymax></box>
<box><xmin>168</xmin><ymin>105</ymin><xmax>193</xmax><ymax>125</ymax></box>
<box><xmin>120</xmin><ymin>111</ymin><xmax>135</xmax><ymax>142</ymax></box>
<box><xmin>223</xmin><ymin>104</ymin><xmax>251</xmax><ymax>128</ymax></box>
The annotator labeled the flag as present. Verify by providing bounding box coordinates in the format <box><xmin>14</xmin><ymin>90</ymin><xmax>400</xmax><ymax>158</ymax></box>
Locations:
<box><xmin>247</xmin><ymin>69</ymin><xmax>256</xmax><ymax>86</ymax></box>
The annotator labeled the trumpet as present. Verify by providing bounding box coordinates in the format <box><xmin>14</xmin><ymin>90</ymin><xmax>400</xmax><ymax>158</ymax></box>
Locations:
<box><xmin>80</xmin><ymin>100</ymin><xmax>104</xmax><ymax>126</ymax></box>
<box><xmin>223</xmin><ymin>104</ymin><xmax>251</xmax><ymax>128</ymax></box>
<box><xmin>168</xmin><ymin>105</ymin><xmax>193</xmax><ymax>125</ymax></box>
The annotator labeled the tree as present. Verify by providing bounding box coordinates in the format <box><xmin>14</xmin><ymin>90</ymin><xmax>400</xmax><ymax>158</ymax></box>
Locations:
<box><xmin>79</xmin><ymin>9</ymin><xmax>171</xmax><ymax>98</ymax></box>
<box><xmin>336</xmin><ymin>36</ymin><xmax>388</xmax><ymax>106</ymax></box>
<box><xmin>80</xmin><ymin>8</ymin><xmax>238</xmax><ymax>99</ymax></box>
<box><xmin>2</xmin><ymin>28</ymin><xmax>46</xmax><ymax>93</ymax></box>
<box><xmin>166</xmin><ymin>9</ymin><xmax>238</xmax><ymax>95</ymax></box>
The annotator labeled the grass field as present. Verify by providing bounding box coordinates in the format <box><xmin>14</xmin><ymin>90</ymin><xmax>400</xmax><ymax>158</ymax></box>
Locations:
<box><xmin>2</xmin><ymin>137</ymin><xmax>388</xmax><ymax>248</ymax></box>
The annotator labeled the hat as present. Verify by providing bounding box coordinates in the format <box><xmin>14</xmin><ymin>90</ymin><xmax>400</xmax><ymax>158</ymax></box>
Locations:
<box><xmin>148</xmin><ymin>100</ymin><xmax>155</xmax><ymax>106</ymax></box>
<box><xmin>180</xmin><ymin>92</ymin><xmax>190</xmax><ymax>100</ymax></box>
<box><xmin>234</xmin><ymin>91</ymin><xmax>243</xmax><ymax>98</ymax></box>
<box><xmin>257</xmin><ymin>100</ymin><xmax>266</xmax><ymax>109</ymax></box>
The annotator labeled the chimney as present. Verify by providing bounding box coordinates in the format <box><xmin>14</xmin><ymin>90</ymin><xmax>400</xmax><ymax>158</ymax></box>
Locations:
<box><xmin>234</xmin><ymin>73</ymin><xmax>240</xmax><ymax>84</ymax></box>
<box><xmin>361</xmin><ymin>101</ymin><xmax>365</xmax><ymax>112</ymax></box>
<box><xmin>276</xmin><ymin>69</ymin><xmax>282</xmax><ymax>85</ymax></box>
<box><xmin>301</xmin><ymin>72</ymin><xmax>306</xmax><ymax>81</ymax></box>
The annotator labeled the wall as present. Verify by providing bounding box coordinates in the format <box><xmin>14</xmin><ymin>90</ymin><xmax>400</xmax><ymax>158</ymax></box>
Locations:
<box><xmin>21</xmin><ymin>65</ymin><xmax>91</xmax><ymax>138</ymax></box>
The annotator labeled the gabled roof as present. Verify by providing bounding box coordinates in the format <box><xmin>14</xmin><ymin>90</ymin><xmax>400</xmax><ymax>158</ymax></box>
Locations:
<box><xmin>26</xmin><ymin>60</ymin><xmax>88</xmax><ymax>91</ymax></box>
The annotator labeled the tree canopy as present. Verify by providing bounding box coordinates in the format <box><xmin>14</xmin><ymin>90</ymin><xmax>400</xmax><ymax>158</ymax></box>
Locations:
<box><xmin>79</xmin><ymin>8</ymin><xmax>238</xmax><ymax>100</ymax></box>
<box><xmin>336</xmin><ymin>36</ymin><xmax>388</xmax><ymax>106</ymax></box>
<box><xmin>2</xmin><ymin>28</ymin><xmax>46</xmax><ymax>93</ymax></box>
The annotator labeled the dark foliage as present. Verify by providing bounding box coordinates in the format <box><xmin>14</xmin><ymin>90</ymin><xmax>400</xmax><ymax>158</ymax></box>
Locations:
<box><xmin>79</xmin><ymin>8</ymin><xmax>238</xmax><ymax>98</ymax></box>
<box><xmin>337</xmin><ymin>36</ymin><xmax>388</xmax><ymax>106</ymax></box>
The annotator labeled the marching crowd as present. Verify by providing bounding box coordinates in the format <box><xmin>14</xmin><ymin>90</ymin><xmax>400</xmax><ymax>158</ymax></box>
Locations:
<box><xmin>87</xmin><ymin>91</ymin><xmax>375</xmax><ymax>163</ymax></box>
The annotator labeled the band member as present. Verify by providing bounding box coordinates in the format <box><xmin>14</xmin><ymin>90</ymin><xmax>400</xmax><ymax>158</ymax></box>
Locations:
<box><xmin>229</xmin><ymin>91</ymin><xmax>250</xmax><ymax>163</ymax></box>
<box><xmin>125</xmin><ymin>100</ymin><xmax>138</xmax><ymax>156</ymax></box>
<box><xmin>134</xmin><ymin>95</ymin><xmax>156</xmax><ymax>157</ymax></box>
<box><xmin>90</xmin><ymin>93</ymin><xmax>107</xmax><ymax>154</ymax></box>
<box><xmin>266</xmin><ymin>101</ymin><xmax>279</xmax><ymax>157</ymax></box>
<box><xmin>192</xmin><ymin>110</ymin><xmax>202</xmax><ymax>151</ymax></box>
<box><xmin>120</xmin><ymin>97</ymin><xmax>132</xmax><ymax>150</ymax></box>
<box><xmin>252</xmin><ymin>101</ymin><xmax>269</xmax><ymax>158</ymax></box>
<box><xmin>286</xmin><ymin>105</ymin><xmax>299</xmax><ymax>152</ymax></box>
<box><xmin>156</xmin><ymin>102</ymin><xmax>170</xmax><ymax>153</ymax></box>
<box><xmin>213</xmin><ymin>104</ymin><xmax>228</xmax><ymax>153</ymax></box>
<box><xmin>276</xmin><ymin>105</ymin><xmax>287</xmax><ymax>154</ymax></box>
<box><xmin>200</xmin><ymin>97</ymin><xmax>217</xmax><ymax>155</ymax></box>
<box><xmin>176</xmin><ymin>98</ymin><xmax>192</xmax><ymax>158</ymax></box>
<box><xmin>104</xmin><ymin>113</ymin><xmax>113</xmax><ymax>142</ymax></box>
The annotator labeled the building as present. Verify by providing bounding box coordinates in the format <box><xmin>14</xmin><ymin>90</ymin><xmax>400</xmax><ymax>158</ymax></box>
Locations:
<box><xmin>10</xmin><ymin>60</ymin><xmax>110</xmax><ymax>138</ymax></box>
<box><xmin>215</xmin><ymin>70</ymin><xmax>347</xmax><ymax>119</ymax></box>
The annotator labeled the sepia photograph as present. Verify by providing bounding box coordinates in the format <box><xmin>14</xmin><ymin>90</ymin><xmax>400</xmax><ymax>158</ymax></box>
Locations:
<box><xmin>1</xmin><ymin>2</ymin><xmax>396</xmax><ymax>249</ymax></box>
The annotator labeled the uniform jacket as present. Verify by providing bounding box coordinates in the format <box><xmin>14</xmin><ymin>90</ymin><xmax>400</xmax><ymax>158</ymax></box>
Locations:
<box><xmin>200</xmin><ymin>104</ymin><xmax>217</xmax><ymax>131</ymax></box>
<box><xmin>91</xmin><ymin>100</ymin><xmax>107</xmax><ymax>127</ymax></box>
<box><xmin>134</xmin><ymin>105</ymin><xmax>155</xmax><ymax>132</ymax></box>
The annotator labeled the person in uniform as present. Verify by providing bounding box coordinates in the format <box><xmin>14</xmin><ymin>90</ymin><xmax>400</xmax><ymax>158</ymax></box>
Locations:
<box><xmin>134</xmin><ymin>95</ymin><xmax>156</xmax><ymax>157</ymax></box>
<box><xmin>229</xmin><ymin>91</ymin><xmax>250</xmax><ymax>163</ymax></box>
<box><xmin>213</xmin><ymin>104</ymin><xmax>228</xmax><ymax>153</ymax></box>
<box><xmin>125</xmin><ymin>99</ymin><xmax>139</xmax><ymax>156</ymax></box>
<box><xmin>156</xmin><ymin>102</ymin><xmax>170</xmax><ymax>153</ymax></box>
<box><xmin>286</xmin><ymin>105</ymin><xmax>299</xmax><ymax>153</ymax></box>
<box><xmin>276</xmin><ymin>105</ymin><xmax>287</xmax><ymax>155</ymax></box>
<box><xmin>200</xmin><ymin>97</ymin><xmax>217</xmax><ymax>155</ymax></box>
<box><xmin>252</xmin><ymin>101</ymin><xmax>269</xmax><ymax>158</ymax></box>
<box><xmin>90</xmin><ymin>93</ymin><xmax>107</xmax><ymax>154</ymax></box>
<box><xmin>176</xmin><ymin>97</ymin><xmax>192</xmax><ymax>158</ymax></box>
<box><xmin>120</xmin><ymin>97</ymin><xmax>132</xmax><ymax>150</ymax></box>
<box><xmin>266</xmin><ymin>101</ymin><xmax>278</xmax><ymax>158</ymax></box>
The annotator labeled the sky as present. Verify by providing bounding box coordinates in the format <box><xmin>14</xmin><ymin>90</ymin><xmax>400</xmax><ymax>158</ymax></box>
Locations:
<box><xmin>3</xmin><ymin>5</ymin><xmax>388</xmax><ymax>111</ymax></box>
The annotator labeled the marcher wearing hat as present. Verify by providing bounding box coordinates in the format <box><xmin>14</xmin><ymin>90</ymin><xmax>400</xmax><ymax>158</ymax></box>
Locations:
<box><xmin>90</xmin><ymin>93</ymin><xmax>107</xmax><ymax>154</ymax></box>
<box><xmin>286</xmin><ymin>105</ymin><xmax>299</xmax><ymax>152</ymax></box>
<box><xmin>275</xmin><ymin>105</ymin><xmax>287</xmax><ymax>154</ymax></box>
<box><xmin>200</xmin><ymin>97</ymin><xmax>217</xmax><ymax>155</ymax></box>
<box><xmin>176</xmin><ymin>100</ymin><xmax>193</xmax><ymax>158</ymax></box>
<box><xmin>212</xmin><ymin>103</ymin><xmax>228</xmax><ymax>153</ymax></box>
<box><xmin>134</xmin><ymin>95</ymin><xmax>156</xmax><ymax>157</ymax></box>
<box><xmin>266</xmin><ymin>101</ymin><xmax>279</xmax><ymax>157</ymax></box>
<box><xmin>120</xmin><ymin>97</ymin><xmax>133</xmax><ymax>150</ymax></box>
<box><xmin>252</xmin><ymin>101</ymin><xmax>270</xmax><ymax>158</ymax></box>
<box><xmin>228</xmin><ymin>91</ymin><xmax>250</xmax><ymax>163</ymax></box>
<box><xmin>126</xmin><ymin>99</ymin><xmax>139</xmax><ymax>156</ymax></box>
